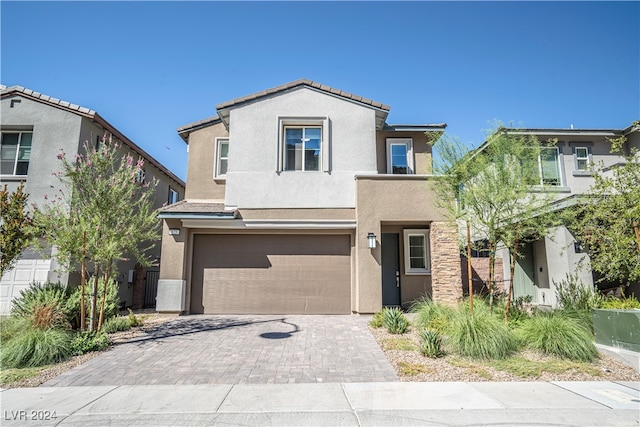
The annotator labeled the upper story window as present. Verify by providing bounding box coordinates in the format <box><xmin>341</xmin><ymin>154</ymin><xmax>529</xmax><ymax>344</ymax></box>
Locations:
<box><xmin>386</xmin><ymin>138</ymin><xmax>414</xmax><ymax>174</ymax></box>
<box><xmin>168</xmin><ymin>187</ymin><xmax>179</xmax><ymax>204</ymax></box>
<box><xmin>215</xmin><ymin>138</ymin><xmax>229</xmax><ymax>179</ymax></box>
<box><xmin>403</xmin><ymin>229</ymin><xmax>430</xmax><ymax>274</ymax></box>
<box><xmin>1</xmin><ymin>131</ymin><xmax>32</xmax><ymax>175</ymax></box>
<box><xmin>284</xmin><ymin>126</ymin><xmax>321</xmax><ymax>171</ymax></box>
<box><xmin>277</xmin><ymin>117</ymin><xmax>328</xmax><ymax>173</ymax></box>
<box><xmin>136</xmin><ymin>168</ymin><xmax>146</xmax><ymax>184</ymax></box>
<box><xmin>574</xmin><ymin>147</ymin><xmax>591</xmax><ymax>171</ymax></box>
<box><xmin>95</xmin><ymin>135</ymin><xmax>103</xmax><ymax>153</ymax></box>
<box><xmin>538</xmin><ymin>146</ymin><xmax>562</xmax><ymax>186</ymax></box>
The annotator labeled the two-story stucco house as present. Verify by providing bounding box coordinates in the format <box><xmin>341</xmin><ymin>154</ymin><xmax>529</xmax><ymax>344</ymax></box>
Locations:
<box><xmin>0</xmin><ymin>85</ymin><xmax>185</xmax><ymax>314</ymax></box>
<box><xmin>495</xmin><ymin>125</ymin><xmax>640</xmax><ymax>307</ymax></box>
<box><xmin>157</xmin><ymin>79</ymin><xmax>462</xmax><ymax>315</ymax></box>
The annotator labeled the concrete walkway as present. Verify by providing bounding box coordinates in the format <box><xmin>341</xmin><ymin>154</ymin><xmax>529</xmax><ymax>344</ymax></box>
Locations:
<box><xmin>44</xmin><ymin>315</ymin><xmax>398</xmax><ymax>386</ymax></box>
<box><xmin>2</xmin><ymin>381</ymin><xmax>638</xmax><ymax>426</ymax></box>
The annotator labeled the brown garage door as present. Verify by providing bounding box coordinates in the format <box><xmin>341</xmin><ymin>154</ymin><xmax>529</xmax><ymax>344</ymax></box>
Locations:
<box><xmin>190</xmin><ymin>234</ymin><xmax>351</xmax><ymax>314</ymax></box>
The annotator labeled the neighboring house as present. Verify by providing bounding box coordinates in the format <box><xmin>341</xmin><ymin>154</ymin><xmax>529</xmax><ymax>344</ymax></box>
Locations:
<box><xmin>491</xmin><ymin>125</ymin><xmax>640</xmax><ymax>308</ymax></box>
<box><xmin>0</xmin><ymin>85</ymin><xmax>185</xmax><ymax>314</ymax></box>
<box><xmin>157</xmin><ymin>79</ymin><xmax>462</xmax><ymax>315</ymax></box>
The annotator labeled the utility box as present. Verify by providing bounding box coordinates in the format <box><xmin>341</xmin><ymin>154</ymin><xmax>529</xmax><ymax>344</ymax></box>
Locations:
<box><xmin>592</xmin><ymin>309</ymin><xmax>640</xmax><ymax>352</ymax></box>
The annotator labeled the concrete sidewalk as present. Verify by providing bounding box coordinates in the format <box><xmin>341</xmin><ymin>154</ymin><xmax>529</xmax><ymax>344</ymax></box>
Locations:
<box><xmin>2</xmin><ymin>381</ymin><xmax>638</xmax><ymax>426</ymax></box>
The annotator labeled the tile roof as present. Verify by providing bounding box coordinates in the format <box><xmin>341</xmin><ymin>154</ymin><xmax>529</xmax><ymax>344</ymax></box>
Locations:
<box><xmin>176</xmin><ymin>115</ymin><xmax>222</xmax><ymax>143</ymax></box>
<box><xmin>215</xmin><ymin>79</ymin><xmax>391</xmax><ymax>112</ymax></box>
<box><xmin>1</xmin><ymin>85</ymin><xmax>185</xmax><ymax>187</ymax></box>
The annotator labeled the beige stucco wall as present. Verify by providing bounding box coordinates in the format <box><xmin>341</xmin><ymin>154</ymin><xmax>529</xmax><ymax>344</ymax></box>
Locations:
<box><xmin>238</xmin><ymin>208</ymin><xmax>355</xmax><ymax>220</ymax></box>
<box><xmin>159</xmin><ymin>219</ymin><xmax>187</xmax><ymax>281</ymax></box>
<box><xmin>355</xmin><ymin>176</ymin><xmax>448</xmax><ymax>313</ymax></box>
<box><xmin>375</xmin><ymin>130</ymin><xmax>434</xmax><ymax>175</ymax></box>
<box><xmin>184</xmin><ymin>121</ymin><xmax>228</xmax><ymax>201</ymax></box>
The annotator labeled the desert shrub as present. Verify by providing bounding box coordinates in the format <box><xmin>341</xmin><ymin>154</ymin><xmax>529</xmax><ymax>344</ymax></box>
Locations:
<box><xmin>448</xmin><ymin>308</ymin><xmax>517</xmax><ymax>359</ymax></box>
<box><xmin>102</xmin><ymin>316</ymin><xmax>131</xmax><ymax>334</ymax></box>
<box><xmin>600</xmin><ymin>295</ymin><xmax>640</xmax><ymax>309</ymax></box>
<box><xmin>419</xmin><ymin>329</ymin><xmax>444</xmax><ymax>358</ymax></box>
<box><xmin>0</xmin><ymin>327</ymin><xmax>73</xmax><ymax>368</ymax></box>
<box><xmin>381</xmin><ymin>307</ymin><xmax>409</xmax><ymax>334</ymax></box>
<box><xmin>369</xmin><ymin>311</ymin><xmax>384</xmax><ymax>328</ymax></box>
<box><xmin>555</xmin><ymin>273</ymin><xmax>603</xmax><ymax>311</ymax></box>
<box><xmin>127</xmin><ymin>309</ymin><xmax>142</xmax><ymax>327</ymax></box>
<box><xmin>0</xmin><ymin>316</ymin><xmax>30</xmax><ymax>343</ymax></box>
<box><xmin>521</xmin><ymin>312</ymin><xmax>597</xmax><ymax>362</ymax></box>
<box><xmin>66</xmin><ymin>278</ymin><xmax>121</xmax><ymax>328</ymax></box>
<box><xmin>11</xmin><ymin>282</ymin><xmax>73</xmax><ymax>328</ymax></box>
<box><xmin>411</xmin><ymin>298</ymin><xmax>456</xmax><ymax>334</ymax></box>
<box><xmin>71</xmin><ymin>330</ymin><xmax>110</xmax><ymax>355</ymax></box>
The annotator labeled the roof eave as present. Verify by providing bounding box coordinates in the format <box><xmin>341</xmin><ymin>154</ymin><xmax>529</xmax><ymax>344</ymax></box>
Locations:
<box><xmin>176</xmin><ymin>115</ymin><xmax>223</xmax><ymax>143</ymax></box>
<box><xmin>158</xmin><ymin>212</ymin><xmax>236</xmax><ymax>220</ymax></box>
<box><xmin>1</xmin><ymin>85</ymin><xmax>185</xmax><ymax>188</ymax></box>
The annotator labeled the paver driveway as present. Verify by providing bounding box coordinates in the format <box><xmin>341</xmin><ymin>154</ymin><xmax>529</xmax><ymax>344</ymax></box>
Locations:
<box><xmin>44</xmin><ymin>315</ymin><xmax>398</xmax><ymax>386</ymax></box>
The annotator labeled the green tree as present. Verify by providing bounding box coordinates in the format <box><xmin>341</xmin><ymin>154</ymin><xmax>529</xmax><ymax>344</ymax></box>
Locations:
<box><xmin>0</xmin><ymin>182</ymin><xmax>34</xmax><ymax>276</ymax></box>
<box><xmin>429</xmin><ymin>126</ymin><xmax>557</xmax><ymax>313</ymax></box>
<box><xmin>568</xmin><ymin>124</ymin><xmax>640</xmax><ymax>287</ymax></box>
<box><xmin>35</xmin><ymin>135</ymin><xmax>160</xmax><ymax>331</ymax></box>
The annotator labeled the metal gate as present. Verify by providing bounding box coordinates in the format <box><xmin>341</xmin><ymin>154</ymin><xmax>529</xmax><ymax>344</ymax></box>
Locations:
<box><xmin>144</xmin><ymin>270</ymin><xmax>160</xmax><ymax>308</ymax></box>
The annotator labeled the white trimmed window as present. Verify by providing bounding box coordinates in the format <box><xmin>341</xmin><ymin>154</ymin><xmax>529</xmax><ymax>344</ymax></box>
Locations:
<box><xmin>168</xmin><ymin>187</ymin><xmax>179</xmax><ymax>204</ymax></box>
<box><xmin>403</xmin><ymin>229</ymin><xmax>430</xmax><ymax>274</ymax></box>
<box><xmin>386</xmin><ymin>138</ymin><xmax>414</xmax><ymax>174</ymax></box>
<box><xmin>284</xmin><ymin>126</ymin><xmax>321</xmax><ymax>171</ymax></box>
<box><xmin>277</xmin><ymin>117</ymin><xmax>329</xmax><ymax>172</ymax></box>
<box><xmin>136</xmin><ymin>168</ymin><xmax>146</xmax><ymax>184</ymax></box>
<box><xmin>1</xmin><ymin>131</ymin><xmax>32</xmax><ymax>175</ymax></box>
<box><xmin>215</xmin><ymin>138</ymin><xmax>229</xmax><ymax>179</ymax></box>
<box><xmin>574</xmin><ymin>147</ymin><xmax>591</xmax><ymax>171</ymax></box>
<box><xmin>538</xmin><ymin>147</ymin><xmax>562</xmax><ymax>186</ymax></box>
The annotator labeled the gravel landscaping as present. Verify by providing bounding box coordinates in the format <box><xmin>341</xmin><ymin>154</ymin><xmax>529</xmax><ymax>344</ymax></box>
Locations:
<box><xmin>369</xmin><ymin>324</ymin><xmax>640</xmax><ymax>382</ymax></box>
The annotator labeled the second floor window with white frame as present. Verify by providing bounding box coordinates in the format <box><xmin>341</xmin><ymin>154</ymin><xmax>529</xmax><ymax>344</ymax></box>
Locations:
<box><xmin>1</xmin><ymin>131</ymin><xmax>32</xmax><ymax>175</ymax></box>
<box><xmin>136</xmin><ymin>168</ymin><xmax>146</xmax><ymax>184</ymax></box>
<box><xmin>168</xmin><ymin>187</ymin><xmax>179</xmax><ymax>204</ymax></box>
<box><xmin>574</xmin><ymin>147</ymin><xmax>591</xmax><ymax>171</ymax></box>
<box><xmin>538</xmin><ymin>147</ymin><xmax>562</xmax><ymax>186</ymax></box>
<box><xmin>284</xmin><ymin>126</ymin><xmax>321</xmax><ymax>171</ymax></box>
<box><xmin>386</xmin><ymin>138</ymin><xmax>414</xmax><ymax>174</ymax></box>
<box><xmin>215</xmin><ymin>138</ymin><xmax>229</xmax><ymax>178</ymax></box>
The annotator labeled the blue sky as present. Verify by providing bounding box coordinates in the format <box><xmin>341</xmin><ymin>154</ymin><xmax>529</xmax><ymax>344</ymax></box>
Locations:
<box><xmin>2</xmin><ymin>1</ymin><xmax>638</xmax><ymax>182</ymax></box>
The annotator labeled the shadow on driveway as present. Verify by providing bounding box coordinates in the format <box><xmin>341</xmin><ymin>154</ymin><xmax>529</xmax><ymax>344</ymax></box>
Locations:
<box><xmin>44</xmin><ymin>315</ymin><xmax>398</xmax><ymax>386</ymax></box>
<box><xmin>122</xmin><ymin>316</ymin><xmax>300</xmax><ymax>345</ymax></box>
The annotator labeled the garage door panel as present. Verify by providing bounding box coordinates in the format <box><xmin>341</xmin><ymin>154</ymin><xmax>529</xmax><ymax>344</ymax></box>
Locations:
<box><xmin>192</xmin><ymin>234</ymin><xmax>351</xmax><ymax>314</ymax></box>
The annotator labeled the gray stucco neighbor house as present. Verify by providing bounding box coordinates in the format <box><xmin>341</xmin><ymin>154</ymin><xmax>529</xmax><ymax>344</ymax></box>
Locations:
<box><xmin>0</xmin><ymin>85</ymin><xmax>185</xmax><ymax>314</ymax></box>
<box><xmin>488</xmin><ymin>125</ymin><xmax>640</xmax><ymax>307</ymax></box>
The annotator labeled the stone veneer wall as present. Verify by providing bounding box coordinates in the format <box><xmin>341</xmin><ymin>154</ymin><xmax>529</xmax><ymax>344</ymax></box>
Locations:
<box><xmin>460</xmin><ymin>257</ymin><xmax>504</xmax><ymax>296</ymax></box>
<box><xmin>430</xmin><ymin>221</ymin><xmax>463</xmax><ymax>304</ymax></box>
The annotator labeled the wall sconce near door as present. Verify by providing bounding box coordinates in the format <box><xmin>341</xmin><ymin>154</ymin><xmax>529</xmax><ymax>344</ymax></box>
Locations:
<box><xmin>168</xmin><ymin>228</ymin><xmax>181</xmax><ymax>235</ymax></box>
<box><xmin>367</xmin><ymin>232</ymin><xmax>377</xmax><ymax>249</ymax></box>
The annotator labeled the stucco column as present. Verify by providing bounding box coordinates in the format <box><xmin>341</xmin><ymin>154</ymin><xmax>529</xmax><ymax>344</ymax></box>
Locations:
<box><xmin>156</xmin><ymin>219</ymin><xmax>187</xmax><ymax>313</ymax></box>
<box><xmin>430</xmin><ymin>221</ymin><xmax>462</xmax><ymax>304</ymax></box>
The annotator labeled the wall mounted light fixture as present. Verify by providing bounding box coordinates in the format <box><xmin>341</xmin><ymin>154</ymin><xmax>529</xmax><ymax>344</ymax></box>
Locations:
<box><xmin>367</xmin><ymin>232</ymin><xmax>377</xmax><ymax>249</ymax></box>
